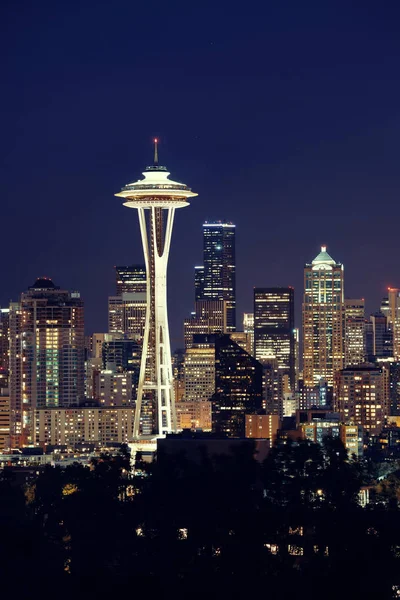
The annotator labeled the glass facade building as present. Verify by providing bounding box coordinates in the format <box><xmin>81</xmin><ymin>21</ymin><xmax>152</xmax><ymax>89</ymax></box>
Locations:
<box><xmin>9</xmin><ymin>278</ymin><xmax>84</xmax><ymax>447</ymax></box>
<box><xmin>303</xmin><ymin>246</ymin><xmax>344</xmax><ymax>386</ymax></box>
<box><xmin>254</xmin><ymin>287</ymin><xmax>295</xmax><ymax>390</ymax></box>
<box><xmin>201</xmin><ymin>222</ymin><xmax>236</xmax><ymax>332</ymax></box>
<box><xmin>115</xmin><ymin>265</ymin><xmax>146</xmax><ymax>295</ymax></box>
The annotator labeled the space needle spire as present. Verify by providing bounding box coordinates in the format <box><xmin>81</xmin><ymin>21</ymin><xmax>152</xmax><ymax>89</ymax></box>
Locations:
<box><xmin>115</xmin><ymin>140</ymin><xmax>197</xmax><ymax>438</ymax></box>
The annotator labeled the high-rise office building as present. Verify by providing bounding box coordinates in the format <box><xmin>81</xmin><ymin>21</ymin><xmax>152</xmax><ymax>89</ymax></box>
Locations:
<box><xmin>344</xmin><ymin>299</ymin><xmax>366</xmax><ymax>366</ymax></box>
<box><xmin>108</xmin><ymin>292</ymin><xmax>146</xmax><ymax>338</ymax></box>
<box><xmin>115</xmin><ymin>140</ymin><xmax>197</xmax><ymax>437</ymax></box>
<box><xmin>334</xmin><ymin>365</ymin><xmax>389</xmax><ymax>436</ymax></box>
<box><xmin>102</xmin><ymin>336</ymin><xmax>141</xmax><ymax>374</ymax></box>
<box><xmin>303</xmin><ymin>246</ymin><xmax>345</xmax><ymax>386</ymax></box>
<box><xmin>184</xmin><ymin>341</ymin><xmax>215</xmax><ymax>402</ymax></box>
<box><xmin>9</xmin><ymin>278</ymin><xmax>84</xmax><ymax>447</ymax></box>
<box><xmin>115</xmin><ymin>265</ymin><xmax>146</xmax><ymax>295</ymax></box>
<box><xmin>183</xmin><ymin>300</ymin><xmax>227</xmax><ymax>347</ymax></box>
<box><xmin>194</xmin><ymin>266</ymin><xmax>205</xmax><ymax>301</ymax></box>
<box><xmin>366</xmin><ymin>313</ymin><xmax>393</xmax><ymax>361</ymax></box>
<box><xmin>212</xmin><ymin>334</ymin><xmax>263</xmax><ymax>437</ymax></box>
<box><xmin>200</xmin><ymin>222</ymin><xmax>236</xmax><ymax>332</ymax></box>
<box><xmin>387</xmin><ymin>288</ymin><xmax>400</xmax><ymax>359</ymax></box>
<box><xmin>0</xmin><ymin>308</ymin><xmax>10</xmax><ymax>389</ymax></box>
<box><xmin>389</xmin><ymin>362</ymin><xmax>400</xmax><ymax>416</ymax></box>
<box><xmin>243</xmin><ymin>313</ymin><xmax>255</xmax><ymax>356</ymax></box>
<box><xmin>254</xmin><ymin>287</ymin><xmax>295</xmax><ymax>390</ymax></box>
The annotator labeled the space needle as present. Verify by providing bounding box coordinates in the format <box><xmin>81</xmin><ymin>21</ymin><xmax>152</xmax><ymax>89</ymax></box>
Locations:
<box><xmin>115</xmin><ymin>140</ymin><xmax>197</xmax><ymax>440</ymax></box>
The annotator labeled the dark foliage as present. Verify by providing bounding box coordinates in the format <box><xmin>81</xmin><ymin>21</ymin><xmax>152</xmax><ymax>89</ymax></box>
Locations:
<box><xmin>0</xmin><ymin>439</ymin><xmax>399</xmax><ymax>599</ymax></box>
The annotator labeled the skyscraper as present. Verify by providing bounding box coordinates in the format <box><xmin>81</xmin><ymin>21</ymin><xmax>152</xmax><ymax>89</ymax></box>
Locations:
<box><xmin>344</xmin><ymin>299</ymin><xmax>366</xmax><ymax>366</ymax></box>
<box><xmin>388</xmin><ymin>288</ymin><xmax>400</xmax><ymax>359</ymax></box>
<box><xmin>115</xmin><ymin>140</ymin><xmax>197</xmax><ymax>438</ymax></box>
<box><xmin>184</xmin><ymin>340</ymin><xmax>215</xmax><ymax>402</ymax></box>
<box><xmin>303</xmin><ymin>246</ymin><xmax>345</xmax><ymax>386</ymax></box>
<box><xmin>212</xmin><ymin>334</ymin><xmax>263</xmax><ymax>437</ymax></box>
<box><xmin>108</xmin><ymin>293</ymin><xmax>146</xmax><ymax>337</ymax></box>
<box><xmin>183</xmin><ymin>299</ymin><xmax>227</xmax><ymax>347</ymax></box>
<box><xmin>201</xmin><ymin>221</ymin><xmax>236</xmax><ymax>332</ymax></box>
<box><xmin>115</xmin><ymin>265</ymin><xmax>146</xmax><ymax>295</ymax></box>
<box><xmin>366</xmin><ymin>312</ymin><xmax>393</xmax><ymax>361</ymax></box>
<box><xmin>254</xmin><ymin>287</ymin><xmax>295</xmax><ymax>390</ymax></box>
<box><xmin>243</xmin><ymin>312</ymin><xmax>255</xmax><ymax>356</ymax></box>
<box><xmin>0</xmin><ymin>308</ymin><xmax>10</xmax><ymax>389</ymax></box>
<box><xmin>9</xmin><ymin>278</ymin><xmax>84</xmax><ymax>447</ymax></box>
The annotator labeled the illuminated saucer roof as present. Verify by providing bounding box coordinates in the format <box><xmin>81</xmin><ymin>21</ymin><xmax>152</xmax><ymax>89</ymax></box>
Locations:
<box><xmin>115</xmin><ymin>139</ymin><xmax>198</xmax><ymax>208</ymax></box>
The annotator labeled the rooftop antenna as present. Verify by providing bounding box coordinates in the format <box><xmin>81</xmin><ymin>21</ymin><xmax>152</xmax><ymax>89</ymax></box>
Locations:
<box><xmin>154</xmin><ymin>138</ymin><xmax>159</xmax><ymax>165</ymax></box>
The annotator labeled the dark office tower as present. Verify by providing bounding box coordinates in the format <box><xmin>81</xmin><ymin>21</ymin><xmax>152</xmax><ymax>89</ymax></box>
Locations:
<box><xmin>367</xmin><ymin>313</ymin><xmax>393</xmax><ymax>361</ymax></box>
<box><xmin>389</xmin><ymin>362</ymin><xmax>400</xmax><ymax>416</ymax></box>
<box><xmin>115</xmin><ymin>265</ymin><xmax>146</xmax><ymax>295</ymax></box>
<box><xmin>0</xmin><ymin>308</ymin><xmax>10</xmax><ymax>388</ymax></box>
<box><xmin>212</xmin><ymin>334</ymin><xmax>263</xmax><ymax>437</ymax></box>
<box><xmin>9</xmin><ymin>278</ymin><xmax>84</xmax><ymax>447</ymax></box>
<box><xmin>254</xmin><ymin>287</ymin><xmax>295</xmax><ymax>391</ymax></box>
<box><xmin>102</xmin><ymin>337</ymin><xmax>142</xmax><ymax>374</ymax></box>
<box><xmin>194</xmin><ymin>266</ymin><xmax>205</xmax><ymax>301</ymax></box>
<box><xmin>202</xmin><ymin>222</ymin><xmax>236</xmax><ymax>332</ymax></box>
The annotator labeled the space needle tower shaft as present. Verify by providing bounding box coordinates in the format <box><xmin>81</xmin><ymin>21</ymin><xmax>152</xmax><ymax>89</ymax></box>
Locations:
<box><xmin>115</xmin><ymin>140</ymin><xmax>197</xmax><ymax>437</ymax></box>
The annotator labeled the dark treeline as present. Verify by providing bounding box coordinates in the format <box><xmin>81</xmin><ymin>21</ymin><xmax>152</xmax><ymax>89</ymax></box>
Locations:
<box><xmin>1</xmin><ymin>439</ymin><xmax>400</xmax><ymax>599</ymax></box>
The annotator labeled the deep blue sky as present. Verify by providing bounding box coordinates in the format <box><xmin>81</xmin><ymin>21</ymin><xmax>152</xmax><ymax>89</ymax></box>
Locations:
<box><xmin>1</xmin><ymin>1</ymin><xmax>400</xmax><ymax>347</ymax></box>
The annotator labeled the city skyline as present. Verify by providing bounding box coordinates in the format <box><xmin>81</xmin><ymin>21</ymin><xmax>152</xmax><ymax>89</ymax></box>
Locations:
<box><xmin>2</xmin><ymin>228</ymin><xmax>400</xmax><ymax>349</ymax></box>
<box><xmin>2</xmin><ymin>3</ymin><xmax>400</xmax><ymax>346</ymax></box>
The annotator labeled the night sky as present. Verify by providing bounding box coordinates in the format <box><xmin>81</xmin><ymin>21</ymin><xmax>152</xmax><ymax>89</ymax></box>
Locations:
<box><xmin>2</xmin><ymin>1</ymin><xmax>400</xmax><ymax>347</ymax></box>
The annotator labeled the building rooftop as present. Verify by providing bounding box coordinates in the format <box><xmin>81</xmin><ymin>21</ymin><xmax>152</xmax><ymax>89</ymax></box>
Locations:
<box><xmin>29</xmin><ymin>277</ymin><xmax>59</xmax><ymax>290</ymax></box>
<box><xmin>311</xmin><ymin>246</ymin><xmax>336</xmax><ymax>265</ymax></box>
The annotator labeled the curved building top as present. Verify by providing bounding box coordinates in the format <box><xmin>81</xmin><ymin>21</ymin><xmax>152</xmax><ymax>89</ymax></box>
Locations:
<box><xmin>115</xmin><ymin>140</ymin><xmax>197</xmax><ymax>209</ymax></box>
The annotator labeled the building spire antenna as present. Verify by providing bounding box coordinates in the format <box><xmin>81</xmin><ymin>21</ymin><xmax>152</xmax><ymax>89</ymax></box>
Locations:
<box><xmin>154</xmin><ymin>138</ymin><xmax>158</xmax><ymax>165</ymax></box>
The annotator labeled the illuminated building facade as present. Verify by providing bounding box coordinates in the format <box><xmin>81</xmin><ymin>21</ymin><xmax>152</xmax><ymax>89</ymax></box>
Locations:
<box><xmin>184</xmin><ymin>299</ymin><xmax>227</xmax><ymax>347</ymax></box>
<box><xmin>334</xmin><ymin>365</ymin><xmax>389</xmax><ymax>436</ymax></box>
<box><xmin>96</xmin><ymin>371</ymin><xmax>134</xmax><ymax>406</ymax></box>
<box><xmin>0</xmin><ymin>391</ymin><xmax>10</xmax><ymax>452</ymax></box>
<box><xmin>115</xmin><ymin>141</ymin><xmax>197</xmax><ymax>437</ymax></box>
<box><xmin>194</xmin><ymin>265</ymin><xmax>205</xmax><ymax>300</ymax></box>
<box><xmin>108</xmin><ymin>293</ymin><xmax>146</xmax><ymax>338</ymax></box>
<box><xmin>175</xmin><ymin>400</ymin><xmax>212</xmax><ymax>431</ymax></box>
<box><xmin>35</xmin><ymin>407</ymin><xmax>135</xmax><ymax>447</ymax></box>
<box><xmin>115</xmin><ymin>265</ymin><xmax>146</xmax><ymax>295</ymax></box>
<box><xmin>0</xmin><ymin>308</ymin><xmax>9</xmax><ymax>388</ymax></box>
<box><xmin>201</xmin><ymin>222</ymin><xmax>236</xmax><ymax>332</ymax></box>
<box><xmin>387</xmin><ymin>288</ymin><xmax>400</xmax><ymax>359</ymax></box>
<box><xmin>344</xmin><ymin>299</ymin><xmax>366</xmax><ymax>366</ymax></box>
<box><xmin>245</xmin><ymin>413</ymin><xmax>280</xmax><ymax>442</ymax></box>
<box><xmin>184</xmin><ymin>342</ymin><xmax>215</xmax><ymax>402</ymax></box>
<box><xmin>303</xmin><ymin>246</ymin><xmax>345</xmax><ymax>386</ymax></box>
<box><xmin>9</xmin><ymin>278</ymin><xmax>84</xmax><ymax>447</ymax></box>
<box><xmin>212</xmin><ymin>334</ymin><xmax>263</xmax><ymax>437</ymax></box>
<box><xmin>243</xmin><ymin>312</ymin><xmax>255</xmax><ymax>356</ymax></box>
<box><xmin>254</xmin><ymin>287</ymin><xmax>295</xmax><ymax>390</ymax></box>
